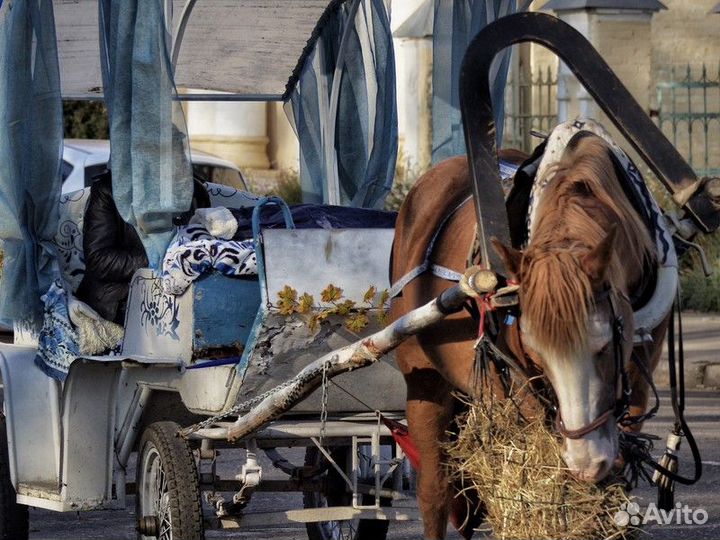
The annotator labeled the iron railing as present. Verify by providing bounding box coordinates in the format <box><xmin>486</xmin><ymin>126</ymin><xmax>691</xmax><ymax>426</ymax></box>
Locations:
<box><xmin>655</xmin><ymin>64</ymin><xmax>720</xmax><ymax>177</ymax></box>
<box><xmin>504</xmin><ymin>66</ymin><xmax>557</xmax><ymax>153</ymax></box>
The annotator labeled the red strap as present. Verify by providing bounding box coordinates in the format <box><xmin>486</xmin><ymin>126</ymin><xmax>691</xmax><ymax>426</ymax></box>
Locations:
<box><xmin>379</xmin><ymin>415</ymin><xmax>420</xmax><ymax>470</ymax></box>
<box><xmin>477</xmin><ymin>278</ymin><xmax>518</xmax><ymax>339</ymax></box>
<box><xmin>380</xmin><ymin>414</ymin><xmax>476</xmax><ymax>538</ymax></box>
<box><xmin>477</xmin><ymin>294</ymin><xmax>494</xmax><ymax>338</ymax></box>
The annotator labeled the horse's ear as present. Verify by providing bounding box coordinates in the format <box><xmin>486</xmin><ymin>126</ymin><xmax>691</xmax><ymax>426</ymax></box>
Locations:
<box><xmin>581</xmin><ymin>225</ymin><xmax>617</xmax><ymax>284</ymax></box>
<box><xmin>491</xmin><ymin>237</ymin><xmax>523</xmax><ymax>278</ymax></box>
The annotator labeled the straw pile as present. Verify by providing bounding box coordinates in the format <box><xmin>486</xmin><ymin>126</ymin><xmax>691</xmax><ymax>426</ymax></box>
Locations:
<box><xmin>445</xmin><ymin>396</ymin><xmax>639</xmax><ymax>540</ymax></box>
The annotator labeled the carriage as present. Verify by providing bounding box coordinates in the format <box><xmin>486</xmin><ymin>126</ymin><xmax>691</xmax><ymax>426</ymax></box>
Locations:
<box><xmin>0</xmin><ymin>2</ymin><xmax>718</xmax><ymax>540</ymax></box>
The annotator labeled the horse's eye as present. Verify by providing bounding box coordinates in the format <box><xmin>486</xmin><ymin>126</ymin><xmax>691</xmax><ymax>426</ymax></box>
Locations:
<box><xmin>596</xmin><ymin>343</ymin><xmax>610</xmax><ymax>356</ymax></box>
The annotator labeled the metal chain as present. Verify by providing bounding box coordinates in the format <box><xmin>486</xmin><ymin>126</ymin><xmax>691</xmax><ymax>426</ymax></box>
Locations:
<box><xmin>180</xmin><ymin>352</ymin><xmax>336</xmax><ymax>438</ymax></box>
<box><xmin>319</xmin><ymin>358</ymin><xmax>331</xmax><ymax>447</ymax></box>
<box><xmin>180</xmin><ymin>376</ymin><xmax>299</xmax><ymax>436</ymax></box>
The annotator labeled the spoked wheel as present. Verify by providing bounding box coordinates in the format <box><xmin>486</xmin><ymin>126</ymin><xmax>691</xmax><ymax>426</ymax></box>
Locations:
<box><xmin>0</xmin><ymin>415</ymin><xmax>28</xmax><ymax>540</ymax></box>
<box><xmin>136</xmin><ymin>422</ymin><xmax>203</xmax><ymax>540</ymax></box>
<box><xmin>303</xmin><ymin>446</ymin><xmax>390</xmax><ymax>540</ymax></box>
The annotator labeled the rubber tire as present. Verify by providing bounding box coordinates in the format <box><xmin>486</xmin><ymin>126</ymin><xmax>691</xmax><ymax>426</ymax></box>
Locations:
<box><xmin>303</xmin><ymin>446</ymin><xmax>390</xmax><ymax>540</ymax></box>
<box><xmin>136</xmin><ymin>421</ymin><xmax>204</xmax><ymax>540</ymax></box>
<box><xmin>0</xmin><ymin>416</ymin><xmax>28</xmax><ymax>540</ymax></box>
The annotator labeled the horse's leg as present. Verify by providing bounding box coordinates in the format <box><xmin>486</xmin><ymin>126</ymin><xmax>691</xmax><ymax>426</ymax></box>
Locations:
<box><xmin>398</xmin><ymin>342</ymin><xmax>455</xmax><ymax>540</ymax></box>
<box><xmin>406</xmin><ymin>384</ymin><xmax>454</xmax><ymax>540</ymax></box>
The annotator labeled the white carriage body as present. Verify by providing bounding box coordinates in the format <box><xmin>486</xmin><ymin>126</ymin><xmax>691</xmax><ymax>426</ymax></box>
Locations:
<box><xmin>0</xmin><ymin>184</ymin><xmax>405</xmax><ymax>511</ymax></box>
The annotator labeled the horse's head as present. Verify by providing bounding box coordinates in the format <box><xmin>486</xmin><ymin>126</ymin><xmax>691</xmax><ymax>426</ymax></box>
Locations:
<box><xmin>490</xmin><ymin>135</ymin><xmax>654</xmax><ymax>482</ymax></box>
<box><xmin>494</xmin><ymin>233</ymin><xmax>634</xmax><ymax>482</ymax></box>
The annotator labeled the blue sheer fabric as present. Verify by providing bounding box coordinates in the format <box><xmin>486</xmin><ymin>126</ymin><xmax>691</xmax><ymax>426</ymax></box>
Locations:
<box><xmin>0</xmin><ymin>0</ymin><xmax>62</xmax><ymax>328</ymax></box>
<box><xmin>432</xmin><ymin>0</ymin><xmax>528</xmax><ymax>163</ymax></box>
<box><xmin>286</xmin><ymin>0</ymin><xmax>398</xmax><ymax>209</ymax></box>
<box><xmin>99</xmin><ymin>0</ymin><xmax>193</xmax><ymax>266</ymax></box>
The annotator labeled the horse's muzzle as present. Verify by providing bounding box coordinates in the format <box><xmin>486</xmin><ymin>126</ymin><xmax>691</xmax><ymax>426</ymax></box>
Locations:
<box><xmin>563</xmin><ymin>426</ymin><xmax>617</xmax><ymax>483</ymax></box>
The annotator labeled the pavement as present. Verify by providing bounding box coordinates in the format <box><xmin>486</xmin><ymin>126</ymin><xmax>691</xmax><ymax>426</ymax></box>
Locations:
<box><xmin>653</xmin><ymin>312</ymin><xmax>720</xmax><ymax>390</ymax></box>
<box><xmin>22</xmin><ymin>312</ymin><xmax>720</xmax><ymax>540</ymax></box>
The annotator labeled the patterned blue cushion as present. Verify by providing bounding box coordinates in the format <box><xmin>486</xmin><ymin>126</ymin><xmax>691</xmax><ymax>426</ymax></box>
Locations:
<box><xmin>54</xmin><ymin>188</ymin><xmax>91</xmax><ymax>293</ymax></box>
<box><xmin>203</xmin><ymin>182</ymin><xmax>262</xmax><ymax>209</ymax></box>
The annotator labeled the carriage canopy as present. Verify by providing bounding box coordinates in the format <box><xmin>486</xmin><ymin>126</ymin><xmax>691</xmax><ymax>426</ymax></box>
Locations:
<box><xmin>0</xmin><ymin>0</ymin><xmax>524</xmax><ymax>327</ymax></box>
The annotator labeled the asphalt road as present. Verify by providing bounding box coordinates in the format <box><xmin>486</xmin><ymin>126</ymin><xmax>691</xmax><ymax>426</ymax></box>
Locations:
<box><xmin>26</xmin><ymin>388</ymin><xmax>720</xmax><ymax>540</ymax></box>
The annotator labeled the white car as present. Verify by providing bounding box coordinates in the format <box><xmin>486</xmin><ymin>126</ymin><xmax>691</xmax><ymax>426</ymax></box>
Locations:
<box><xmin>62</xmin><ymin>138</ymin><xmax>247</xmax><ymax>193</ymax></box>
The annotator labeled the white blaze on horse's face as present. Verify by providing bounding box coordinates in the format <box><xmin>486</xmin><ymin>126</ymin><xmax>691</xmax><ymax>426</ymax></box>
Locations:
<box><xmin>521</xmin><ymin>311</ymin><xmax>617</xmax><ymax>483</ymax></box>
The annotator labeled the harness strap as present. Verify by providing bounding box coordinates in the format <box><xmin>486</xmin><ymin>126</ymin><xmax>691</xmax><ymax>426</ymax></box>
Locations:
<box><xmin>644</xmin><ymin>296</ymin><xmax>702</xmax><ymax>486</ymax></box>
<box><xmin>388</xmin><ymin>196</ymin><xmax>472</xmax><ymax>299</ymax></box>
<box><xmin>557</xmin><ymin>407</ymin><xmax>614</xmax><ymax>440</ymax></box>
<box><xmin>430</xmin><ymin>264</ymin><xmax>464</xmax><ymax>283</ymax></box>
<box><xmin>477</xmin><ymin>334</ymin><xmax>554</xmax><ymax>410</ymax></box>
<box><xmin>618</xmin><ymin>340</ymin><xmax>660</xmax><ymax>427</ymax></box>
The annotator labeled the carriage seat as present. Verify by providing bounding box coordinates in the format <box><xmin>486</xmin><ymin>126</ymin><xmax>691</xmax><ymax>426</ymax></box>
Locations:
<box><xmin>53</xmin><ymin>182</ymin><xmax>262</xmax><ymax>296</ymax></box>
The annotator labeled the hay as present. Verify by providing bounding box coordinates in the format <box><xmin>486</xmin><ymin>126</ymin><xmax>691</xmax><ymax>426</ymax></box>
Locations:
<box><xmin>445</xmin><ymin>396</ymin><xmax>639</xmax><ymax>540</ymax></box>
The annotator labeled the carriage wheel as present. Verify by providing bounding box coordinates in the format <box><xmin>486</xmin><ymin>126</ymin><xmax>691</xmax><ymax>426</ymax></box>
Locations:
<box><xmin>303</xmin><ymin>446</ymin><xmax>390</xmax><ymax>540</ymax></box>
<box><xmin>136</xmin><ymin>422</ymin><xmax>204</xmax><ymax>540</ymax></box>
<box><xmin>0</xmin><ymin>416</ymin><xmax>28</xmax><ymax>540</ymax></box>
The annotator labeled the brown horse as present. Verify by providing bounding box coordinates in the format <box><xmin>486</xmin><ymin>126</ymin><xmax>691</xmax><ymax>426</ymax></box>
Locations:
<box><xmin>390</xmin><ymin>134</ymin><xmax>669</xmax><ymax>540</ymax></box>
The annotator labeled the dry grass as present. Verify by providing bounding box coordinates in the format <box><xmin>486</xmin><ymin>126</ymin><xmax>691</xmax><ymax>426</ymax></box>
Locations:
<box><xmin>445</xmin><ymin>396</ymin><xmax>639</xmax><ymax>540</ymax></box>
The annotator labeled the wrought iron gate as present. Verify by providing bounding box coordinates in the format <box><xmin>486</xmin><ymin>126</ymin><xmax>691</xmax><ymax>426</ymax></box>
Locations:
<box><xmin>655</xmin><ymin>64</ymin><xmax>720</xmax><ymax>177</ymax></box>
<box><xmin>504</xmin><ymin>66</ymin><xmax>557</xmax><ymax>153</ymax></box>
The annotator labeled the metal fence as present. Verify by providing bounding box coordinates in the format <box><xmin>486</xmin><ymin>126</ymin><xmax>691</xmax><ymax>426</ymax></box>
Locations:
<box><xmin>504</xmin><ymin>66</ymin><xmax>558</xmax><ymax>153</ymax></box>
<box><xmin>655</xmin><ymin>64</ymin><xmax>720</xmax><ymax>177</ymax></box>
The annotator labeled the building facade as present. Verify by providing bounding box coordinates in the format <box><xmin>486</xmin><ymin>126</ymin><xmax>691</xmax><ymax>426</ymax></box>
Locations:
<box><xmin>183</xmin><ymin>0</ymin><xmax>719</xmax><ymax>189</ymax></box>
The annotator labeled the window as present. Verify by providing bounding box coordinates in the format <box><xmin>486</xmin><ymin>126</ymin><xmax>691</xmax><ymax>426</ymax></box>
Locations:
<box><xmin>192</xmin><ymin>164</ymin><xmax>247</xmax><ymax>190</ymax></box>
<box><xmin>61</xmin><ymin>160</ymin><xmax>74</xmax><ymax>182</ymax></box>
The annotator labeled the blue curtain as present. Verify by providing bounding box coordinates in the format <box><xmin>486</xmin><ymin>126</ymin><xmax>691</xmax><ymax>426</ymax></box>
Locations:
<box><xmin>0</xmin><ymin>0</ymin><xmax>62</xmax><ymax>328</ymax></box>
<box><xmin>432</xmin><ymin>0</ymin><xmax>528</xmax><ymax>163</ymax></box>
<box><xmin>286</xmin><ymin>0</ymin><xmax>398</xmax><ymax>209</ymax></box>
<box><xmin>99</xmin><ymin>0</ymin><xmax>193</xmax><ymax>266</ymax></box>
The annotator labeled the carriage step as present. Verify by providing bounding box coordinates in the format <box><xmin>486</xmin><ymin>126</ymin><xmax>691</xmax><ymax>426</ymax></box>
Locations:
<box><xmin>16</xmin><ymin>483</ymin><xmax>105</xmax><ymax>512</ymax></box>
<box><xmin>211</xmin><ymin>506</ymin><xmax>420</xmax><ymax>528</ymax></box>
<box><xmin>187</xmin><ymin>419</ymin><xmax>396</xmax><ymax>442</ymax></box>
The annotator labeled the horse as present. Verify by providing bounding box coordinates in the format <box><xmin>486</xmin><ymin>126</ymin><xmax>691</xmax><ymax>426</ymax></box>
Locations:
<box><xmin>389</xmin><ymin>132</ymin><xmax>670</xmax><ymax>540</ymax></box>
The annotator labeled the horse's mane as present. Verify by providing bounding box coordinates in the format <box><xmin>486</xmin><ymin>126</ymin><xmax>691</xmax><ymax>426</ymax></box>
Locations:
<box><xmin>521</xmin><ymin>135</ymin><xmax>656</xmax><ymax>354</ymax></box>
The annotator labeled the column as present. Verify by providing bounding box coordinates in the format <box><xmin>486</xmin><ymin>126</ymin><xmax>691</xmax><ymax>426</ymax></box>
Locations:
<box><xmin>543</xmin><ymin>1</ymin><xmax>666</xmax><ymax>129</ymax></box>
<box><xmin>184</xmin><ymin>91</ymin><xmax>270</xmax><ymax>170</ymax></box>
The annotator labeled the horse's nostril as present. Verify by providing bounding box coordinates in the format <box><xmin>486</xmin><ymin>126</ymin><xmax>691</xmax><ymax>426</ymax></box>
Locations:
<box><xmin>583</xmin><ymin>459</ymin><xmax>610</xmax><ymax>482</ymax></box>
<box><xmin>567</xmin><ymin>456</ymin><xmax>611</xmax><ymax>483</ymax></box>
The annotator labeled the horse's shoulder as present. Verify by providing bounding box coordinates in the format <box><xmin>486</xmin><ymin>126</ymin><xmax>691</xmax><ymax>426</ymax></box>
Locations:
<box><xmin>410</xmin><ymin>156</ymin><xmax>470</xmax><ymax>197</ymax></box>
<box><xmin>431</xmin><ymin>155</ymin><xmax>470</xmax><ymax>178</ymax></box>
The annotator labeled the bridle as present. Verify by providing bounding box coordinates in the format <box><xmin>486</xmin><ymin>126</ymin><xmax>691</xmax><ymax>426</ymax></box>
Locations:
<box><xmin>554</xmin><ymin>286</ymin><xmax>632</xmax><ymax>440</ymax></box>
<box><xmin>470</xmin><ymin>259</ymin><xmax>701</xmax><ymax>505</ymax></box>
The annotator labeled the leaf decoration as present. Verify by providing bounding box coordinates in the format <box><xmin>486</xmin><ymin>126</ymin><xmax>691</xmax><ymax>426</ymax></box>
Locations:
<box><xmin>363</xmin><ymin>285</ymin><xmax>377</xmax><ymax>304</ymax></box>
<box><xmin>277</xmin><ymin>283</ymin><xmax>390</xmax><ymax>331</ymax></box>
<box><xmin>297</xmin><ymin>293</ymin><xmax>314</xmax><ymax>314</ymax></box>
<box><xmin>320</xmin><ymin>284</ymin><xmax>343</xmax><ymax>303</ymax></box>
<box><xmin>278</xmin><ymin>285</ymin><xmax>298</xmax><ymax>303</ymax></box>
<box><xmin>277</xmin><ymin>285</ymin><xmax>298</xmax><ymax>315</ymax></box>
<box><xmin>346</xmin><ymin>312</ymin><xmax>369</xmax><ymax>333</ymax></box>
<box><xmin>278</xmin><ymin>299</ymin><xmax>296</xmax><ymax>316</ymax></box>
<box><xmin>336</xmin><ymin>299</ymin><xmax>356</xmax><ymax>316</ymax></box>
